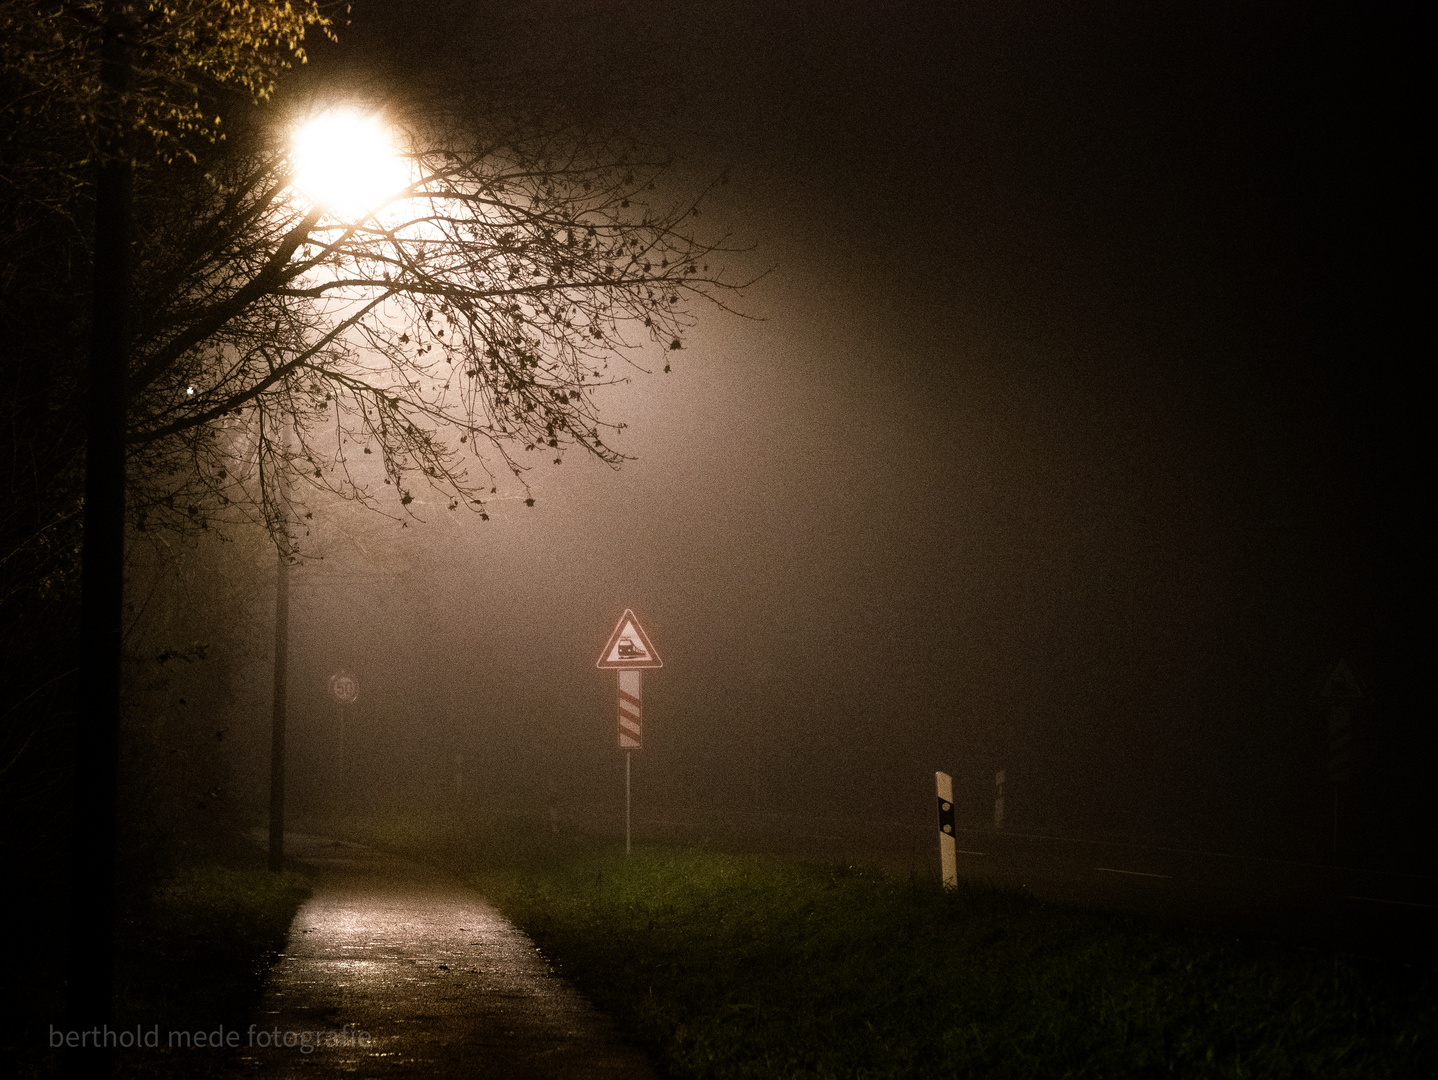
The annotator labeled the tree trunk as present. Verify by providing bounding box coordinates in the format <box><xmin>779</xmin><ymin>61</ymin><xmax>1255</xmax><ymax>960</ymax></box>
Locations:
<box><xmin>67</xmin><ymin>4</ymin><xmax>132</xmax><ymax>1073</ymax></box>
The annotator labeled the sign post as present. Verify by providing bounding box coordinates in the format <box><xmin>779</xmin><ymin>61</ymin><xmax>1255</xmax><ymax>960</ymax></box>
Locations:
<box><xmin>597</xmin><ymin>610</ymin><xmax>663</xmax><ymax>854</ymax></box>
<box><xmin>329</xmin><ymin>670</ymin><xmax>359</xmax><ymax>811</ymax></box>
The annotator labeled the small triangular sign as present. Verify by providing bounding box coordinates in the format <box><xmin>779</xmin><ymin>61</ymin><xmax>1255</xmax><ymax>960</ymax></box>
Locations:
<box><xmin>597</xmin><ymin>609</ymin><xmax>663</xmax><ymax>669</ymax></box>
<box><xmin>1319</xmin><ymin>658</ymin><xmax>1364</xmax><ymax>700</ymax></box>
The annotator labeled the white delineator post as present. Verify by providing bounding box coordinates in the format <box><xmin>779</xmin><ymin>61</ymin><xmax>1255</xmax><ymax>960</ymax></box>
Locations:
<box><xmin>936</xmin><ymin>771</ymin><xmax>957</xmax><ymax>887</ymax></box>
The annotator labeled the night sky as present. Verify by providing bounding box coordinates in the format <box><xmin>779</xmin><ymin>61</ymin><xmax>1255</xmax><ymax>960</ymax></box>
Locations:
<box><xmin>260</xmin><ymin>2</ymin><xmax>1425</xmax><ymax>860</ymax></box>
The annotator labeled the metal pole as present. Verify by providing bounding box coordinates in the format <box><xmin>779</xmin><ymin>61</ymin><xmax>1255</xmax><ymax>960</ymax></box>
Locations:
<box><xmin>625</xmin><ymin>751</ymin><xmax>631</xmax><ymax>855</ymax></box>
<box><xmin>338</xmin><ymin>702</ymin><xmax>346</xmax><ymax>812</ymax></box>
<box><xmin>268</xmin><ymin>550</ymin><xmax>289</xmax><ymax>872</ymax></box>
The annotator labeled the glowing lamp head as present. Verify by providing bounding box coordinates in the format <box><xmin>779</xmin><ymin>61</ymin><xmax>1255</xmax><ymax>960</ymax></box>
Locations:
<box><xmin>291</xmin><ymin>108</ymin><xmax>408</xmax><ymax>215</ymax></box>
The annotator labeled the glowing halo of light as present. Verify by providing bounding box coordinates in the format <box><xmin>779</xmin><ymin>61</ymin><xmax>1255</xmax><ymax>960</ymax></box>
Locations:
<box><xmin>290</xmin><ymin>108</ymin><xmax>409</xmax><ymax>215</ymax></box>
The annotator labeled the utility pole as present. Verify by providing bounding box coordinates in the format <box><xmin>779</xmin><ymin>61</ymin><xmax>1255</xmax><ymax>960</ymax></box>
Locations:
<box><xmin>68</xmin><ymin>4</ymin><xmax>135</xmax><ymax>1073</ymax></box>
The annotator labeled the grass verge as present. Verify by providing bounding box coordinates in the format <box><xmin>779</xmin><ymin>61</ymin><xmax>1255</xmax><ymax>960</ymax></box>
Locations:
<box><xmin>470</xmin><ymin>840</ymin><xmax>1437</xmax><ymax>1080</ymax></box>
<box><xmin>4</xmin><ymin>842</ymin><xmax>310</xmax><ymax>1079</ymax></box>
<box><xmin>110</xmin><ymin>858</ymin><xmax>312</xmax><ymax>1078</ymax></box>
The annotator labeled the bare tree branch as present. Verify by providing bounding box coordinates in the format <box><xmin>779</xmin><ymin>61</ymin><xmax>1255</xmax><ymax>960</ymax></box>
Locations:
<box><xmin>122</xmin><ymin>104</ymin><xmax>754</xmax><ymax>546</ymax></box>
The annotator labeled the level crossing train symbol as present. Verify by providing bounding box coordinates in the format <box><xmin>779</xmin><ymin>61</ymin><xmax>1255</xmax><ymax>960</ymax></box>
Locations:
<box><xmin>596</xmin><ymin>609</ymin><xmax>663</xmax><ymax>670</ymax></box>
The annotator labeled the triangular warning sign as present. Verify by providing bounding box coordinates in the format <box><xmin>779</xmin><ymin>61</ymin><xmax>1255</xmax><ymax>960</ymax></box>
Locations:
<box><xmin>1319</xmin><ymin>658</ymin><xmax>1364</xmax><ymax>700</ymax></box>
<box><xmin>597</xmin><ymin>609</ymin><xmax>663</xmax><ymax>669</ymax></box>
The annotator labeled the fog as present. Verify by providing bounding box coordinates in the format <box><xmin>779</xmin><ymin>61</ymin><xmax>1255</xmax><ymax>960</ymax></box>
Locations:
<box><xmin>158</xmin><ymin>1</ymin><xmax>1423</xmax><ymax>866</ymax></box>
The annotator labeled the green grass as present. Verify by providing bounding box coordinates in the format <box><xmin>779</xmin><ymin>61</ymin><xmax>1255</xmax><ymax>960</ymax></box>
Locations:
<box><xmin>470</xmin><ymin>841</ymin><xmax>1437</xmax><ymax>1080</ymax></box>
<box><xmin>115</xmin><ymin>862</ymin><xmax>311</xmax><ymax>1026</ymax></box>
<box><xmin>3</xmin><ymin>846</ymin><xmax>310</xmax><ymax>1079</ymax></box>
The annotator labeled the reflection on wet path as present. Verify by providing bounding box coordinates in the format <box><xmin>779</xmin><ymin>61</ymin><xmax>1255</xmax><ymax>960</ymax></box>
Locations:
<box><xmin>229</xmin><ymin>834</ymin><xmax>656</xmax><ymax>1078</ymax></box>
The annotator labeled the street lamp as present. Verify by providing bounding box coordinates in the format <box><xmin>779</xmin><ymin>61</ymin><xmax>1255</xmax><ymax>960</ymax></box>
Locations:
<box><xmin>291</xmin><ymin>107</ymin><xmax>409</xmax><ymax>214</ymax></box>
<box><xmin>268</xmin><ymin>107</ymin><xmax>405</xmax><ymax>872</ymax></box>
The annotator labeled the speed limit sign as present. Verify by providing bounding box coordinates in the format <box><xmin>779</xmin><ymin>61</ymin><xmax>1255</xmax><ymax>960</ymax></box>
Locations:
<box><xmin>329</xmin><ymin>670</ymin><xmax>359</xmax><ymax>703</ymax></box>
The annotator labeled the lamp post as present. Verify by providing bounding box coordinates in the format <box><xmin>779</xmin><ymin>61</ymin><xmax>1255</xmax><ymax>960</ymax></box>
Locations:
<box><xmin>265</xmin><ymin>107</ymin><xmax>405</xmax><ymax>869</ymax></box>
<box><xmin>268</xmin><ymin>546</ymin><xmax>290</xmax><ymax>872</ymax></box>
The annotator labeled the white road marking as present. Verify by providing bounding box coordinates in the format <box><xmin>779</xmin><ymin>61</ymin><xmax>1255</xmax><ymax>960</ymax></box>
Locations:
<box><xmin>1095</xmin><ymin>867</ymin><xmax>1171</xmax><ymax>879</ymax></box>
<box><xmin>1340</xmin><ymin>895</ymin><xmax>1438</xmax><ymax>909</ymax></box>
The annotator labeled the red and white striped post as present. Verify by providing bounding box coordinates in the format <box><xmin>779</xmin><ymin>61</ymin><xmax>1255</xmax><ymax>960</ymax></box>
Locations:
<box><xmin>618</xmin><ymin>670</ymin><xmax>641</xmax><ymax>853</ymax></box>
<box><xmin>597</xmin><ymin>610</ymin><xmax>663</xmax><ymax>855</ymax></box>
<box><xmin>618</xmin><ymin>669</ymin><xmax>642</xmax><ymax>750</ymax></box>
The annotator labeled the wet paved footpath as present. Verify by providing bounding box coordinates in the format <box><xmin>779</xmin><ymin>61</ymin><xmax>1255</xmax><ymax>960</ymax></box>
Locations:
<box><xmin>228</xmin><ymin>835</ymin><xmax>658</xmax><ymax>1079</ymax></box>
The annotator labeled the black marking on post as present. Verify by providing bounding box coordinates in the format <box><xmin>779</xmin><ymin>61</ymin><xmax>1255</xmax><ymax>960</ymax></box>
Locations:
<box><xmin>937</xmin><ymin>796</ymin><xmax>955</xmax><ymax>835</ymax></box>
